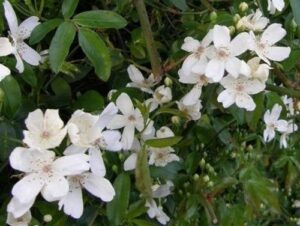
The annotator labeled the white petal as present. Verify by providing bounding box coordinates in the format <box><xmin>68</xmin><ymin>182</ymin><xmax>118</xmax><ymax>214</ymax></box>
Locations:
<box><xmin>182</xmin><ymin>85</ymin><xmax>202</xmax><ymax>105</ymax></box>
<box><xmin>264</xmin><ymin>127</ymin><xmax>275</xmax><ymax>142</ymax></box>
<box><xmin>88</xmin><ymin>147</ymin><xmax>106</xmax><ymax>177</ymax></box>
<box><xmin>15</xmin><ymin>52</ymin><xmax>24</xmax><ymax>73</ymax></box>
<box><xmin>121</xmin><ymin>125</ymin><xmax>135</xmax><ymax>150</ymax></box>
<box><xmin>244</xmin><ymin>79</ymin><xmax>265</xmax><ymax>94</ymax></box>
<box><xmin>276</xmin><ymin>119</ymin><xmax>288</xmax><ymax>132</ymax></box>
<box><xmin>64</xmin><ymin>145</ymin><xmax>87</xmax><ymax>155</ymax></box>
<box><xmin>201</xmin><ymin>29</ymin><xmax>213</xmax><ymax>47</ymax></box>
<box><xmin>264</xmin><ymin>46</ymin><xmax>291</xmax><ymax>62</ymax></box>
<box><xmin>58</xmin><ymin>178</ymin><xmax>83</xmax><ymax>219</ymax></box>
<box><xmin>273</xmin><ymin>0</ymin><xmax>285</xmax><ymax>11</ymax></box>
<box><xmin>82</xmin><ymin>173</ymin><xmax>115</xmax><ymax>202</ymax></box>
<box><xmin>235</xmin><ymin>93</ymin><xmax>256</xmax><ymax>111</ymax></box>
<box><xmin>96</xmin><ymin>102</ymin><xmax>118</xmax><ymax>131</ymax></box>
<box><xmin>0</xmin><ymin>37</ymin><xmax>13</xmax><ymax>56</ymax></box>
<box><xmin>52</xmin><ymin>154</ymin><xmax>90</xmax><ymax>176</ymax></box>
<box><xmin>44</xmin><ymin>109</ymin><xmax>64</xmax><ymax>132</ymax></box>
<box><xmin>217</xmin><ymin>90</ymin><xmax>235</xmax><ymax>108</ymax></box>
<box><xmin>127</xmin><ymin>64</ymin><xmax>144</xmax><ymax>83</ymax></box>
<box><xmin>124</xmin><ymin>153</ymin><xmax>137</xmax><ymax>171</ymax></box>
<box><xmin>225</xmin><ymin>57</ymin><xmax>242</xmax><ymax>78</ymax></box>
<box><xmin>3</xmin><ymin>0</ymin><xmax>18</xmax><ymax>35</ymax></box>
<box><xmin>17</xmin><ymin>42</ymin><xmax>41</xmax><ymax>66</ymax></box>
<box><xmin>41</xmin><ymin>175</ymin><xmax>69</xmax><ymax>202</ymax></box>
<box><xmin>7</xmin><ymin>211</ymin><xmax>32</xmax><ymax>226</ymax></box>
<box><xmin>179</xmin><ymin>54</ymin><xmax>198</xmax><ymax>77</ymax></box>
<box><xmin>116</xmin><ymin>93</ymin><xmax>134</xmax><ymax>115</ymax></box>
<box><xmin>7</xmin><ymin>198</ymin><xmax>34</xmax><ymax>219</ymax></box>
<box><xmin>17</xmin><ymin>16</ymin><xmax>40</xmax><ymax>40</ymax></box>
<box><xmin>107</xmin><ymin>114</ymin><xmax>127</xmax><ymax>129</ymax></box>
<box><xmin>213</xmin><ymin>25</ymin><xmax>230</xmax><ymax>48</ymax></box>
<box><xmin>229</xmin><ymin>32</ymin><xmax>249</xmax><ymax>56</ymax></box>
<box><xmin>181</xmin><ymin>37</ymin><xmax>201</xmax><ymax>52</ymax></box>
<box><xmin>0</xmin><ymin>64</ymin><xmax>11</xmax><ymax>81</ymax></box>
<box><xmin>12</xmin><ymin>173</ymin><xmax>44</xmax><ymax>203</ymax></box>
<box><xmin>102</xmin><ymin>130</ymin><xmax>122</xmax><ymax>151</ymax></box>
<box><xmin>206</xmin><ymin>58</ymin><xmax>225</xmax><ymax>82</ymax></box>
<box><xmin>262</xmin><ymin>23</ymin><xmax>286</xmax><ymax>45</ymax></box>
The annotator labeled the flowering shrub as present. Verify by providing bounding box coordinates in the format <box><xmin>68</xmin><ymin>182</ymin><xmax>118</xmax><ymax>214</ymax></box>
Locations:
<box><xmin>1</xmin><ymin>0</ymin><xmax>300</xmax><ymax>225</ymax></box>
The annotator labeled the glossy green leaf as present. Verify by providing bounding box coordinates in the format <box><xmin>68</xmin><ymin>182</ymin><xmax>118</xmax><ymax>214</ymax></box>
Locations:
<box><xmin>73</xmin><ymin>10</ymin><xmax>127</xmax><ymax>29</ymax></box>
<box><xmin>290</xmin><ymin>0</ymin><xmax>300</xmax><ymax>25</ymax></box>
<box><xmin>30</xmin><ymin>19</ymin><xmax>63</xmax><ymax>45</ymax></box>
<box><xmin>62</xmin><ymin>0</ymin><xmax>79</xmax><ymax>18</ymax></box>
<box><xmin>132</xmin><ymin>219</ymin><xmax>157</xmax><ymax>226</ymax></box>
<box><xmin>73</xmin><ymin>90</ymin><xmax>104</xmax><ymax>112</ymax></box>
<box><xmin>168</xmin><ymin>0</ymin><xmax>188</xmax><ymax>11</ymax></box>
<box><xmin>0</xmin><ymin>120</ymin><xmax>17</xmax><ymax>160</ymax></box>
<box><xmin>78</xmin><ymin>28</ymin><xmax>111</xmax><ymax>81</ymax></box>
<box><xmin>0</xmin><ymin>76</ymin><xmax>22</xmax><ymax>118</ymax></box>
<box><xmin>49</xmin><ymin>21</ymin><xmax>76</xmax><ymax>73</ymax></box>
<box><xmin>145</xmin><ymin>136</ymin><xmax>182</xmax><ymax>148</ymax></box>
<box><xmin>107</xmin><ymin>173</ymin><xmax>131</xmax><ymax>226</ymax></box>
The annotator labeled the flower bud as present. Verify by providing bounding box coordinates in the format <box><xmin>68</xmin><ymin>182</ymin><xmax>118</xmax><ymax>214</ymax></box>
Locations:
<box><xmin>112</xmin><ymin>165</ymin><xmax>118</xmax><ymax>173</ymax></box>
<box><xmin>210</xmin><ymin>11</ymin><xmax>217</xmax><ymax>22</ymax></box>
<box><xmin>290</xmin><ymin>19</ymin><xmax>298</xmax><ymax>32</ymax></box>
<box><xmin>208</xmin><ymin>181</ymin><xmax>214</xmax><ymax>187</ymax></box>
<box><xmin>171</xmin><ymin>116</ymin><xmax>180</xmax><ymax>125</ymax></box>
<box><xmin>193</xmin><ymin>174</ymin><xmax>200</xmax><ymax>181</ymax></box>
<box><xmin>164</xmin><ymin>77</ymin><xmax>173</xmax><ymax>87</ymax></box>
<box><xmin>43</xmin><ymin>214</ymin><xmax>53</xmax><ymax>223</ymax></box>
<box><xmin>203</xmin><ymin>175</ymin><xmax>210</xmax><ymax>182</ymax></box>
<box><xmin>118</xmin><ymin>153</ymin><xmax>124</xmax><ymax>161</ymax></box>
<box><xmin>233</xmin><ymin>14</ymin><xmax>241</xmax><ymax>23</ymax></box>
<box><xmin>239</xmin><ymin>2</ymin><xmax>248</xmax><ymax>12</ymax></box>
<box><xmin>229</xmin><ymin>26</ymin><xmax>235</xmax><ymax>35</ymax></box>
<box><xmin>199</xmin><ymin>158</ymin><xmax>206</xmax><ymax>168</ymax></box>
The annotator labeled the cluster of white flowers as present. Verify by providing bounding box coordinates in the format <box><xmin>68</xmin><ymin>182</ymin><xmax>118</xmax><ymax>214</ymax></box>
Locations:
<box><xmin>0</xmin><ymin>0</ymin><xmax>42</xmax><ymax>81</ymax></box>
<box><xmin>263</xmin><ymin>104</ymin><xmax>298</xmax><ymax>148</ymax></box>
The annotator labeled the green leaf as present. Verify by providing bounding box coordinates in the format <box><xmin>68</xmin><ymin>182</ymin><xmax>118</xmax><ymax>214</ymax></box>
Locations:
<box><xmin>246</xmin><ymin>93</ymin><xmax>265</xmax><ymax>131</ymax></box>
<box><xmin>107</xmin><ymin>173</ymin><xmax>131</xmax><ymax>226</ymax></box>
<box><xmin>49</xmin><ymin>21</ymin><xmax>76</xmax><ymax>73</ymax></box>
<box><xmin>132</xmin><ymin>219</ymin><xmax>157</xmax><ymax>226</ymax></box>
<box><xmin>0</xmin><ymin>120</ymin><xmax>17</xmax><ymax>160</ymax></box>
<box><xmin>73</xmin><ymin>90</ymin><xmax>104</xmax><ymax>112</ymax></box>
<box><xmin>290</xmin><ymin>0</ymin><xmax>300</xmax><ymax>25</ymax></box>
<box><xmin>21</xmin><ymin>65</ymin><xmax>37</xmax><ymax>87</ymax></box>
<box><xmin>29</xmin><ymin>19</ymin><xmax>63</xmax><ymax>45</ymax></box>
<box><xmin>62</xmin><ymin>0</ymin><xmax>79</xmax><ymax>18</ymax></box>
<box><xmin>168</xmin><ymin>0</ymin><xmax>188</xmax><ymax>11</ymax></box>
<box><xmin>73</xmin><ymin>10</ymin><xmax>127</xmax><ymax>29</ymax></box>
<box><xmin>0</xmin><ymin>76</ymin><xmax>22</xmax><ymax>118</ymax></box>
<box><xmin>145</xmin><ymin>136</ymin><xmax>182</xmax><ymax>148</ymax></box>
<box><xmin>78</xmin><ymin>28</ymin><xmax>111</xmax><ymax>81</ymax></box>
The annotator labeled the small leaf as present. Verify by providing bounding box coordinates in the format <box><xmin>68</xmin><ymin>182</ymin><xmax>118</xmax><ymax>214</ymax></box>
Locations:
<box><xmin>145</xmin><ymin>136</ymin><xmax>182</xmax><ymax>148</ymax></box>
<box><xmin>73</xmin><ymin>10</ymin><xmax>127</xmax><ymax>29</ymax></box>
<box><xmin>73</xmin><ymin>90</ymin><xmax>104</xmax><ymax>112</ymax></box>
<box><xmin>0</xmin><ymin>76</ymin><xmax>22</xmax><ymax>118</ymax></box>
<box><xmin>290</xmin><ymin>0</ymin><xmax>300</xmax><ymax>25</ymax></box>
<box><xmin>0</xmin><ymin>120</ymin><xmax>17</xmax><ymax>160</ymax></box>
<box><xmin>49</xmin><ymin>21</ymin><xmax>76</xmax><ymax>73</ymax></box>
<box><xmin>107</xmin><ymin>173</ymin><xmax>131</xmax><ymax>226</ymax></box>
<box><xmin>62</xmin><ymin>0</ymin><xmax>79</xmax><ymax>18</ymax></box>
<box><xmin>21</xmin><ymin>65</ymin><xmax>37</xmax><ymax>87</ymax></box>
<box><xmin>132</xmin><ymin>219</ymin><xmax>157</xmax><ymax>226</ymax></box>
<box><xmin>29</xmin><ymin>19</ymin><xmax>63</xmax><ymax>45</ymax></box>
<box><xmin>78</xmin><ymin>28</ymin><xmax>111</xmax><ymax>81</ymax></box>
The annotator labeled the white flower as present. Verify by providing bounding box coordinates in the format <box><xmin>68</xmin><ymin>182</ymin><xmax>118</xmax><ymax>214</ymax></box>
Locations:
<box><xmin>65</xmin><ymin>104</ymin><xmax>122</xmax><ymax>175</ymax></box>
<box><xmin>107</xmin><ymin>93</ymin><xmax>144</xmax><ymax>150</ymax></box>
<box><xmin>267</xmin><ymin>0</ymin><xmax>285</xmax><ymax>14</ymax></box>
<box><xmin>206</xmin><ymin>25</ymin><xmax>250</xmax><ymax>82</ymax></box>
<box><xmin>145</xmin><ymin>199</ymin><xmax>170</xmax><ymax>225</ymax></box>
<box><xmin>23</xmin><ymin>109</ymin><xmax>67</xmax><ymax>150</ymax></box>
<box><xmin>177</xmin><ymin>98</ymin><xmax>202</xmax><ymax>121</ymax></box>
<box><xmin>9</xmin><ymin>147</ymin><xmax>90</xmax><ymax>203</ymax></box>
<box><xmin>7</xmin><ymin>211</ymin><xmax>31</xmax><ymax>226</ymax></box>
<box><xmin>263</xmin><ymin>104</ymin><xmax>288</xmax><ymax>142</ymax></box>
<box><xmin>145</xmin><ymin>85</ymin><xmax>172</xmax><ymax>112</ymax></box>
<box><xmin>3</xmin><ymin>0</ymin><xmax>41</xmax><ymax>73</ymax></box>
<box><xmin>152</xmin><ymin>181</ymin><xmax>174</xmax><ymax>198</ymax></box>
<box><xmin>180</xmin><ymin>31</ymin><xmax>212</xmax><ymax>75</ymax></box>
<box><xmin>237</xmin><ymin>9</ymin><xmax>269</xmax><ymax>32</ymax></box>
<box><xmin>7</xmin><ymin>198</ymin><xmax>34</xmax><ymax>219</ymax></box>
<box><xmin>247</xmin><ymin>57</ymin><xmax>270</xmax><ymax>83</ymax></box>
<box><xmin>249</xmin><ymin>23</ymin><xmax>290</xmax><ymax>65</ymax></box>
<box><xmin>181</xmin><ymin>84</ymin><xmax>203</xmax><ymax>106</ymax></box>
<box><xmin>0</xmin><ymin>37</ymin><xmax>13</xmax><ymax>81</ymax></box>
<box><xmin>126</xmin><ymin>64</ymin><xmax>156</xmax><ymax>94</ymax></box>
<box><xmin>282</xmin><ymin>95</ymin><xmax>295</xmax><ymax>116</ymax></box>
<box><xmin>279</xmin><ymin>121</ymin><xmax>298</xmax><ymax>149</ymax></box>
<box><xmin>58</xmin><ymin>172</ymin><xmax>115</xmax><ymax>219</ymax></box>
<box><xmin>217</xmin><ymin>75</ymin><xmax>265</xmax><ymax>111</ymax></box>
<box><xmin>156</xmin><ymin>126</ymin><xmax>174</xmax><ymax>138</ymax></box>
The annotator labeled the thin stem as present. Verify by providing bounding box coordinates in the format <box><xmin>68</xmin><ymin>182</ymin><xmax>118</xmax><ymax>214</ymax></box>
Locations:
<box><xmin>134</xmin><ymin>0</ymin><xmax>162</xmax><ymax>81</ymax></box>
<box><xmin>266</xmin><ymin>84</ymin><xmax>300</xmax><ymax>99</ymax></box>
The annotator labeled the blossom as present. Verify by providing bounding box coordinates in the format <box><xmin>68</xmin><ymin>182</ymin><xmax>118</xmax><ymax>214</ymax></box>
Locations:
<box><xmin>181</xmin><ymin>84</ymin><xmax>203</xmax><ymax>106</ymax></box>
<box><xmin>9</xmin><ymin>147</ymin><xmax>90</xmax><ymax>204</ymax></box>
<box><xmin>279</xmin><ymin>121</ymin><xmax>298</xmax><ymax>148</ymax></box>
<box><xmin>152</xmin><ymin>181</ymin><xmax>174</xmax><ymax>198</ymax></box>
<box><xmin>205</xmin><ymin>25</ymin><xmax>250</xmax><ymax>82</ymax></box>
<box><xmin>145</xmin><ymin>199</ymin><xmax>170</xmax><ymax>225</ymax></box>
<box><xmin>6</xmin><ymin>211</ymin><xmax>31</xmax><ymax>226</ymax></box>
<box><xmin>237</xmin><ymin>9</ymin><xmax>269</xmax><ymax>32</ymax></box>
<box><xmin>249</xmin><ymin>23</ymin><xmax>290</xmax><ymax>65</ymax></box>
<box><xmin>23</xmin><ymin>109</ymin><xmax>67</xmax><ymax>150</ymax></box>
<box><xmin>263</xmin><ymin>104</ymin><xmax>288</xmax><ymax>142</ymax></box>
<box><xmin>282</xmin><ymin>95</ymin><xmax>295</xmax><ymax>116</ymax></box>
<box><xmin>126</xmin><ymin>64</ymin><xmax>156</xmax><ymax>93</ymax></box>
<box><xmin>107</xmin><ymin>93</ymin><xmax>144</xmax><ymax>150</ymax></box>
<box><xmin>58</xmin><ymin>172</ymin><xmax>115</xmax><ymax>219</ymax></box>
<box><xmin>177</xmin><ymin>98</ymin><xmax>202</xmax><ymax>121</ymax></box>
<box><xmin>247</xmin><ymin>57</ymin><xmax>270</xmax><ymax>83</ymax></box>
<box><xmin>3</xmin><ymin>0</ymin><xmax>41</xmax><ymax>73</ymax></box>
<box><xmin>0</xmin><ymin>37</ymin><xmax>13</xmax><ymax>81</ymax></box>
<box><xmin>217</xmin><ymin>75</ymin><xmax>265</xmax><ymax>111</ymax></box>
<box><xmin>267</xmin><ymin>0</ymin><xmax>285</xmax><ymax>14</ymax></box>
<box><xmin>180</xmin><ymin>31</ymin><xmax>212</xmax><ymax>75</ymax></box>
<box><xmin>145</xmin><ymin>85</ymin><xmax>172</xmax><ymax>112</ymax></box>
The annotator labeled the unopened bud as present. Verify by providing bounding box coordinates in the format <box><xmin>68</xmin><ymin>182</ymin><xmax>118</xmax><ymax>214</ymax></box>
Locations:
<box><xmin>164</xmin><ymin>77</ymin><xmax>173</xmax><ymax>87</ymax></box>
<box><xmin>229</xmin><ymin>26</ymin><xmax>235</xmax><ymax>35</ymax></box>
<box><xmin>239</xmin><ymin>2</ymin><xmax>248</xmax><ymax>12</ymax></box>
<box><xmin>112</xmin><ymin>165</ymin><xmax>118</xmax><ymax>173</ymax></box>
<box><xmin>210</xmin><ymin>11</ymin><xmax>217</xmax><ymax>22</ymax></box>
<box><xmin>171</xmin><ymin>116</ymin><xmax>180</xmax><ymax>125</ymax></box>
<box><xmin>208</xmin><ymin>181</ymin><xmax>214</xmax><ymax>187</ymax></box>
<box><xmin>203</xmin><ymin>175</ymin><xmax>210</xmax><ymax>182</ymax></box>
<box><xmin>200</xmin><ymin>158</ymin><xmax>206</xmax><ymax>168</ymax></box>
<box><xmin>247</xmin><ymin>145</ymin><xmax>253</xmax><ymax>151</ymax></box>
<box><xmin>233</xmin><ymin>14</ymin><xmax>241</xmax><ymax>23</ymax></box>
<box><xmin>107</xmin><ymin>89</ymin><xmax>117</xmax><ymax>101</ymax></box>
<box><xmin>43</xmin><ymin>214</ymin><xmax>52</xmax><ymax>223</ymax></box>
<box><xmin>291</xmin><ymin>19</ymin><xmax>297</xmax><ymax>32</ymax></box>
<box><xmin>193</xmin><ymin>174</ymin><xmax>200</xmax><ymax>181</ymax></box>
<box><xmin>118</xmin><ymin>153</ymin><xmax>124</xmax><ymax>161</ymax></box>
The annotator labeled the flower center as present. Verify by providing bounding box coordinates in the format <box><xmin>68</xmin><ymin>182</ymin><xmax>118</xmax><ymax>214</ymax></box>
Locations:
<box><xmin>42</xmin><ymin>165</ymin><xmax>52</xmax><ymax>173</ymax></box>
<box><xmin>235</xmin><ymin>84</ymin><xmax>245</xmax><ymax>92</ymax></box>
<box><xmin>217</xmin><ymin>48</ymin><xmax>229</xmax><ymax>60</ymax></box>
<box><xmin>195</xmin><ymin>46</ymin><xmax>204</xmax><ymax>58</ymax></box>
<box><xmin>41</xmin><ymin>131</ymin><xmax>51</xmax><ymax>139</ymax></box>
<box><xmin>128</xmin><ymin>115</ymin><xmax>136</xmax><ymax>122</ymax></box>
